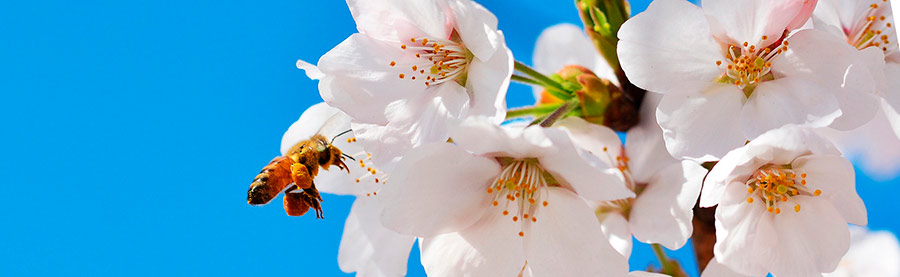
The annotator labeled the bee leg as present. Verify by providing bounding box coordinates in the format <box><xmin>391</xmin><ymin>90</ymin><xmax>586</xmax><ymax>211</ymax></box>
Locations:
<box><xmin>282</xmin><ymin>185</ymin><xmax>310</xmax><ymax>217</ymax></box>
<box><xmin>290</xmin><ymin>162</ymin><xmax>313</xmax><ymax>189</ymax></box>
<box><xmin>303</xmin><ymin>181</ymin><xmax>324</xmax><ymax>219</ymax></box>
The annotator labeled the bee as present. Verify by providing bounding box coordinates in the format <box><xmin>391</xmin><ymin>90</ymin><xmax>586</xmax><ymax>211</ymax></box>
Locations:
<box><xmin>247</xmin><ymin>114</ymin><xmax>354</xmax><ymax>219</ymax></box>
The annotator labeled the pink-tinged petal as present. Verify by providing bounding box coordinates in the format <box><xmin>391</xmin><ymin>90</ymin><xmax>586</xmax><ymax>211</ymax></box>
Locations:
<box><xmin>317</xmin><ymin>34</ymin><xmax>425</xmax><ymax>125</ymax></box>
<box><xmin>524</xmin><ymin>188</ymin><xmax>629</xmax><ymax>277</ymax></box>
<box><xmin>657</xmin><ymin>84</ymin><xmax>746</xmax><ymax>161</ymax></box>
<box><xmin>540</xmin><ymin>127</ymin><xmax>634</xmax><ymax>202</ymax></box>
<box><xmin>713</xmin><ymin>182</ymin><xmax>769</xmax><ymax>277</ymax></box>
<box><xmin>626</xmin><ymin>93</ymin><xmax>678</xmax><ymax>184</ymax></box>
<box><xmin>701</xmin><ymin>259</ymin><xmax>751</xmax><ymax>277</ymax></box>
<box><xmin>599</xmin><ymin>212</ymin><xmax>633</xmax><ymax>258</ymax></box>
<box><xmin>703</xmin><ymin>0</ymin><xmax>804</xmax><ymax>46</ymax></box>
<box><xmin>465</xmin><ymin>34</ymin><xmax>512</xmax><ymax>123</ymax></box>
<box><xmin>617</xmin><ymin>0</ymin><xmax>724</xmax><ymax>94</ymax></box>
<box><xmin>354</xmin><ymin>82</ymin><xmax>469</xmax><ymax>165</ymax></box>
<box><xmin>787</xmin><ymin>0</ymin><xmax>819</xmax><ymax>31</ymax></box>
<box><xmin>447</xmin><ymin>0</ymin><xmax>501</xmax><ymax>60</ymax></box>
<box><xmin>338</xmin><ymin>197</ymin><xmax>416</xmax><ymax>276</ymax></box>
<box><xmin>296</xmin><ymin>59</ymin><xmax>325</xmax><ymax>80</ymax></box>
<box><xmin>740</xmin><ymin>77</ymin><xmax>841</xmax><ymax>139</ymax></box>
<box><xmin>630</xmin><ymin>161</ymin><xmax>706</xmax><ymax>250</ymax></box>
<box><xmin>791</xmin><ymin>154</ymin><xmax>867</xmax><ymax>226</ymax></box>
<box><xmin>755</xmin><ymin>196</ymin><xmax>850</xmax><ymax>277</ymax></box>
<box><xmin>420</xmin><ymin>211</ymin><xmax>526</xmax><ymax>277</ymax></box>
<box><xmin>774</xmin><ymin>29</ymin><xmax>879</xmax><ymax>130</ymax></box>
<box><xmin>450</xmin><ymin>118</ymin><xmax>554</xmax><ymax>158</ymax></box>
<box><xmin>346</xmin><ymin>0</ymin><xmax>449</xmax><ymax>41</ymax></box>
<box><xmin>379</xmin><ymin>143</ymin><xmax>500</xmax><ymax>236</ymax></box>
<box><xmin>822</xmin><ymin>100</ymin><xmax>900</xmax><ymax>181</ymax></box>
<box><xmin>533</xmin><ymin>23</ymin><xmax>616</xmax><ymax>99</ymax></box>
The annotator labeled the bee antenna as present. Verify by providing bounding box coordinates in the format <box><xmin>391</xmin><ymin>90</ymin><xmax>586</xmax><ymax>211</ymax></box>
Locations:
<box><xmin>330</xmin><ymin>129</ymin><xmax>353</xmax><ymax>144</ymax></box>
<box><xmin>341</xmin><ymin>152</ymin><xmax>356</xmax><ymax>161</ymax></box>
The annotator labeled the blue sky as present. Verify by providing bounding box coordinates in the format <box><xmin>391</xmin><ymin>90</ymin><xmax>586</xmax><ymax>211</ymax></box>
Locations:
<box><xmin>1</xmin><ymin>0</ymin><xmax>897</xmax><ymax>276</ymax></box>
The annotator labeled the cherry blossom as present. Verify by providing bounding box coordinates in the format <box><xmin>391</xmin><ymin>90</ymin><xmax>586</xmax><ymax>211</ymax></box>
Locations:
<box><xmin>556</xmin><ymin>95</ymin><xmax>706</xmax><ymax>257</ymax></box>
<box><xmin>617</xmin><ymin>0</ymin><xmax>879</xmax><ymax>161</ymax></box>
<box><xmin>298</xmin><ymin>0</ymin><xmax>513</xmax><ymax>168</ymax></box>
<box><xmin>812</xmin><ymin>0</ymin><xmax>900</xmax><ymax>179</ymax></box>
<box><xmin>377</xmin><ymin>118</ymin><xmax>632</xmax><ymax>277</ymax></box>
<box><xmin>281</xmin><ymin>103</ymin><xmax>415</xmax><ymax>277</ymax></box>
<box><xmin>701</xmin><ymin>126</ymin><xmax>867</xmax><ymax>276</ymax></box>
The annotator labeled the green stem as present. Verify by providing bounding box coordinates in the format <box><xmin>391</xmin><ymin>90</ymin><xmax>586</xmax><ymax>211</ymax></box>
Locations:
<box><xmin>510</xmin><ymin>75</ymin><xmax>544</xmax><ymax>86</ymax></box>
<box><xmin>506</xmin><ymin>103</ymin><xmax>565</xmax><ymax>119</ymax></box>
<box><xmin>514</xmin><ymin>61</ymin><xmax>569</xmax><ymax>95</ymax></box>
<box><xmin>651</xmin><ymin>244</ymin><xmax>678</xmax><ymax>276</ymax></box>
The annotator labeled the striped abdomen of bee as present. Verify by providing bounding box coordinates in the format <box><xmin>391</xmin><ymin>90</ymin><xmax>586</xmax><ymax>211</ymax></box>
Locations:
<box><xmin>247</xmin><ymin>156</ymin><xmax>294</xmax><ymax>206</ymax></box>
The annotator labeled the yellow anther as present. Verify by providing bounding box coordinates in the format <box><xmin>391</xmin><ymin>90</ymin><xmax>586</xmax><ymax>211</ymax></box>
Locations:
<box><xmin>794</xmin><ymin>204</ymin><xmax>801</xmax><ymax>212</ymax></box>
<box><xmin>747</xmin><ymin>197</ymin><xmax>754</xmax><ymax>203</ymax></box>
<box><xmin>814</xmin><ymin>189</ymin><xmax>822</xmax><ymax>196</ymax></box>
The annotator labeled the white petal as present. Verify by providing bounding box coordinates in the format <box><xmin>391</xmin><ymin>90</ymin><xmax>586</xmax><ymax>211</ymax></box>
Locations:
<box><xmin>657</xmin><ymin>84</ymin><xmax>746</xmax><ymax>161</ymax></box>
<box><xmin>296</xmin><ymin>59</ymin><xmax>325</xmax><ymax>80</ymax></box>
<box><xmin>825</xmin><ymin>228</ymin><xmax>900</xmax><ymax>277</ymax></box>
<box><xmin>740</xmin><ymin>77</ymin><xmax>841</xmax><ymax>139</ymax></box>
<box><xmin>354</xmin><ymin>82</ymin><xmax>470</xmax><ymax>166</ymax></box>
<box><xmin>447</xmin><ymin>0</ymin><xmax>501</xmax><ymax>60</ymax></box>
<box><xmin>791</xmin><ymin>154</ymin><xmax>867</xmax><ymax>225</ymax></box>
<box><xmin>629</xmin><ymin>271</ymin><xmax>671</xmax><ymax>277</ymax></box>
<box><xmin>883</xmin><ymin>63</ymin><xmax>900</xmax><ymax>114</ymax></box>
<box><xmin>554</xmin><ymin>116</ymin><xmax>624</xmax><ymax>167</ymax></box>
<box><xmin>281</xmin><ymin>103</ymin><xmax>343</xmax><ymax>155</ymax></box>
<box><xmin>524</xmin><ymin>188</ymin><xmax>629</xmax><ymax>277</ymax></box>
<box><xmin>756</xmin><ymin>196</ymin><xmax>851</xmax><ymax>277</ymax></box>
<box><xmin>713</xmin><ymin>182</ymin><xmax>769</xmax><ymax>277</ymax></box>
<box><xmin>626</xmin><ymin>93</ymin><xmax>678</xmax><ymax>183</ymax></box>
<box><xmin>420</xmin><ymin>211</ymin><xmax>526</xmax><ymax>277</ymax></box>
<box><xmin>630</xmin><ymin>161</ymin><xmax>706</xmax><ymax>250</ymax></box>
<box><xmin>317</xmin><ymin>34</ymin><xmax>425</xmax><ymax>124</ymax></box>
<box><xmin>617</xmin><ymin>0</ymin><xmax>724</xmax><ymax>94</ymax></box>
<box><xmin>703</xmin><ymin>0</ymin><xmax>803</xmax><ymax>46</ymax></box>
<box><xmin>540</xmin><ymin>127</ymin><xmax>634</xmax><ymax>201</ymax></box>
<box><xmin>346</xmin><ymin>0</ymin><xmax>449</xmax><ymax>41</ymax></box>
<box><xmin>450</xmin><ymin>118</ymin><xmax>554</xmax><ymax>158</ymax></box>
<box><xmin>379</xmin><ymin>143</ymin><xmax>500</xmax><ymax>236</ymax></box>
<box><xmin>465</xmin><ymin>34</ymin><xmax>512</xmax><ymax>123</ymax></box>
<box><xmin>774</xmin><ymin>29</ymin><xmax>879</xmax><ymax>130</ymax></box>
<box><xmin>599</xmin><ymin>212</ymin><xmax>633</xmax><ymax>258</ymax></box>
<box><xmin>701</xmin><ymin>259</ymin><xmax>751</xmax><ymax>277</ymax></box>
<box><xmin>338</xmin><ymin>197</ymin><xmax>416</xmax><ymax>276</ymax></box>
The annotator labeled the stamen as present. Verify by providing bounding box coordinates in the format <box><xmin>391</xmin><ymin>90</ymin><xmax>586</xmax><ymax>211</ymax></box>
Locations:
<box><xmin>392</xmin><ymin>36</ymin><xmax>471</xmax><ymax>87</ymax></box>
<box><xmin>488</xmin><ymin>159</ymin><xmax>551</xmax><ymax>237</ymax></box>
<box><xmin>717</xmin><ymin>37</ymin><xmax>786</xmax><ymax>89</ymax></box>
<box><xmin>745</xmin><ymin>165</ymin><xmax>821</xmax><ymax>215</ymax></box>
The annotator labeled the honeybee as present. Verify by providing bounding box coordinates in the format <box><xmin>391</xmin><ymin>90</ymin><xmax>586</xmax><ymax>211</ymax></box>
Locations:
<box><xmin>247</xmin><ymin>113</ymin><xmax>354</xmax><ymax>219</ymax></box>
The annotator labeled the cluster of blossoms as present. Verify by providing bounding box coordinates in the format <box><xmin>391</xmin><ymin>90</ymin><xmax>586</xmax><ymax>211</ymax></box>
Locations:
<box><xmin>262</xmin><ymin>0</ymin><xmax>900</xmax><ymax>275</ymax></box>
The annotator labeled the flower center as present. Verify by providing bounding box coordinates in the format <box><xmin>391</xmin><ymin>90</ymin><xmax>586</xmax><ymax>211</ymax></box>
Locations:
<box><xmin>745</xmin><ymin>165</ymin><xmax>821</xmax><ymax>214</ymax></box>
<box><xmin>716</xmin><ymin>37</ymin><xmax>788</xmax><ymax>92</ymax></box>
<box><xmin>596</xmin><ymin>146</ymin><xmax>636</xmax><ymax>218</ymax></box>
<box><xmin>845</xmin><ymin>1</ymin><xmax>895</xmax><ymax>55</ymax></box>
<box><xmin>389</xmin><ymin>34</ymin><xmax>471</xmax><ymax>88</ymax></box>
<box><xmin>487</xmin><ymin>159</ymin><xmax>551</xmax><ymax>237</ymax></box>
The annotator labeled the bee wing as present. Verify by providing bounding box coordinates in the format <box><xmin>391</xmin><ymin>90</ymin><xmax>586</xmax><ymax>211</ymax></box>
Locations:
<box><xmin>315</xmin><ymin>111</ymin><xmax>352</xmax><ymax>140</ymax></box>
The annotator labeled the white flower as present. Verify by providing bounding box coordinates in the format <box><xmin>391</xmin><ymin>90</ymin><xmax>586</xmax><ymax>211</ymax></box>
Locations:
<box><xmin>812</xmin><ymin>0</ymin><xmax>900</xmax><ymax>179</ymax></box>
<box><xmin>617</xmin><ymin>0</ymin><xmax>879</xmax><ymax>161</ymax></box>
<box><xmin>298</xmin><ymin>0</ymin><xmax>513</xmax><ymax>168</ymax></box>
<box><xmin>701</xmin><ymin>126</ymin><xmax>867</xmax><ymax>276</ymax></box>
<box><xmin>824</xmin><ymin>227</ymin><xmax>900</xmax><ymax>277</ymax></box>
<box><xmin>556</xmin><ymin>94</ymin><xmax>707</xmax><ymax>258</ymax></box>
<box><xmin>377</xmin><ymin>118</ymin><xmax>633</xmax><ymax>277</ymax></box>
<box><xmin>281</xmin><ymin>103</ymin><xmax>415</xmax><ymax>277</ymax></box>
